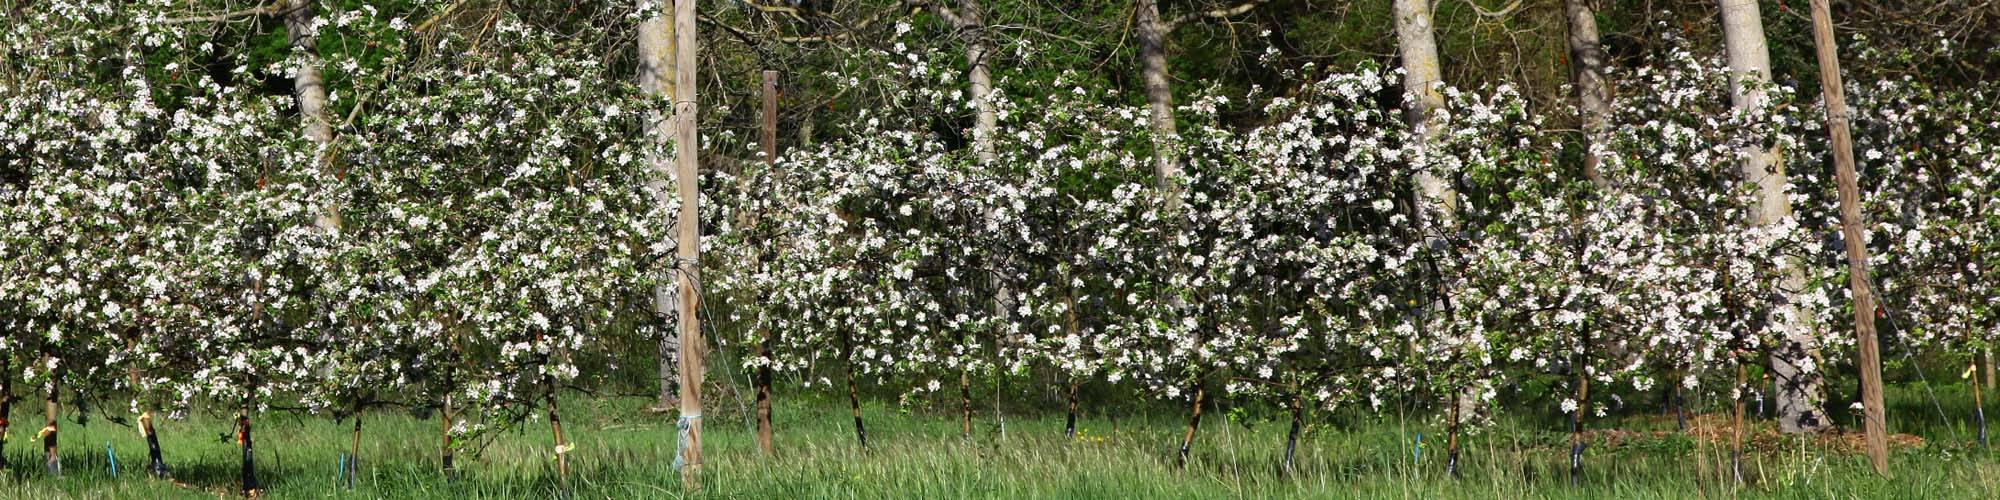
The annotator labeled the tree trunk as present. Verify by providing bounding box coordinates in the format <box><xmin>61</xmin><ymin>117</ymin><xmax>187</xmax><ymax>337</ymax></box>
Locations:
<box><xmin>1175</xmin><ymin>381</ymin><xmax>1205</xmax><ymax>469</ymax></box>
<box><xmin>1719</xmin><ymin>0</ymin><xmax>1826</xmax><ymax>434</ymax></box>
<box><xmin>1395</xmin><ymin>0</ymin><xmax>1457</xmax><ymax>222</ymax></box>
<box><xmin>639</xmin><ymin>0</ymin><xmax>683</xmax><ymax>413</ymax></box>
<box><xmin>1136</xmin><ymin>0</ymin><xmax>1183</xmax><ymax>209</ymax></box>
<box><xmin>1977</xmin><ymin>361</ymin><xmax>1990</xmax><ymax>447</ymax></box>
<box><xmin>42</xmin><ymin>377</ymin><xmax>57</xmax><ymax>476</ymax></box>
<box><xmin>1064</xmin><ymin>379</ymin><xmax>1081</xmax><ymax>439</ymax></box>
<box><xmin>1447</xmin><ymin>390</ymin><xmax>1462</xmax><ymax>478</ymax></box>
<box><xmin>238</xmin><ymin>412</ymin><xmax>258</xmax><ymax>496</ymax></box>
<box><xmin>1809</xmin><ymin>0</ymin><xmax>1886</xmax><ymax>472</ymax></box>
<box><xmin>1732</xmin><ymin>351</ymin><xmax>1748</xmax><ymax>484</ymax></box>
<box><xmin>0</xmin><ymin>357</ymin><xmax>10</xmax><ymax>470</ymax></box>
<box><xmin>284</xmin><ymin>0</ymin><xmax>340</xmax><ymax>233</ymax></box>
<box><xmin>346</xmin><ymin>416</ymin><xmax>362</xmax><ymax>488</ymax></box>
<box><xmin>1564</xmin><ymin>0</ymin><xmax>1612</xmax><ymax>189</ymax></box>
<box><xmin>960</xmin><ymin>357</ymin><xmax>974</xmax><ymax>438</ymax></box>
<box><xmin>941</xmin><ymin>0</ymin><xmax>998</xmax><ymax>165</ymax></box>
<box><xmin>136</xmin><ymin>411</ymin><xmax>169</xmax><ymax>478</ymax></box>
<box><xmin>1283</xmin><ymin>389</ymin><xmax>1303</xmax><ymax>476</ymax></box>
<box><xmin>844</xmin><ymin>329</ymin><xmax>868</xmax><ymax>448</ymax></box>
<box><xmin>1569</xmin><ymin>326</ymin><xmax>1590</xmax><ymax>485</ymax></box>
<box><xmin>545</xmin><ymin>388</ymin><xmax>571</xmax><ymax>491</ymax></box>
<box><xmin>441</xmin><ymin>392</ymin><xmax>455</xmax><ymax>475</ymax></box>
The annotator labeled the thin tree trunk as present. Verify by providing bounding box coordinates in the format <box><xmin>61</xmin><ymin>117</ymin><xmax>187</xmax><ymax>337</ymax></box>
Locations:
<box><xmin>238</xmin><ymin>412</ymin><xmax>258</xmax><ymax>496</ymax></box>
<box><xmin>1447</xmin><ymin>389</ymin><xmax>1461</xmax><ymax>478</ymax></box>
<box><xmin>939</xmin><ymin>0</ymin><xmax>998</xmax><ymax>165</ymax></box>
<box><xmin>140</xmin><ymin>411</ymin><xmax>167</xmax><ymax>478</ymax></box>
<box><xmin>1064</xmin><ymin>379</ymin><xmax>1081</xmax><ymax>440</ymax></box>
<box><xmin>441</xmin><ymin>391</ymin><xmax>455</xmax><ymax>475</ymax></box>
<box><xmin>960</xmin><ymin>357</ymin><xmax>974</xmax><ymax>438</ymax></box>
<box><xmin>1809</xmin><ymin>0</ymin><xmax>1885</xmax><ymax>472</ymax></box>
<box><xmin>1570</xmin><ymin>326</ymin><xmax>1590</xmax><ymax>485</ymax></box>
<box><xmin>1732</xmin><ymin>351</ymin><xmax>1748</xmax><ymax>484</ymax></box>
<box><xmin>1719</xmin><ymin>0</ymin><xmax>1825</xmax><ymax>434</ymax></box>
<box><xmin>1176</xmin><ymin>381</ymin><xmax>1205</xmax><ymax>469</ymax></box>
<box><xmin>0</xmin><ymin>357</ymin><xmax>11</xmax><ymax>470</ymax></box>
<box><xmin>42</xmin><ymin>376</ymin><xmax>57</xmax><ymax>476</ymax></box>
<box><xmin>1136</xmin><ymin>0</ymin><xmax>1182</xmax><ymax>209</ymax></box>
<box><xmin>1062</xmin><ymin>287</ymin><xmax>1082</xmax><ymax>440</ymax></box>
<box><xmin>1977</xmin><ymin>361</ymin><xmax>1989</xmax><ymax>447</ymax></box>
<box><xmin>346</xmin><ymin>416</ymin><xmax>361</xmax><ymax>488</ymax></box>
<box><xmin>1283</xmin><ymin>389</ymin><xmax>1303</xmax><ymax>476</ymax></box>
<box><xmin>1564</xmin><ymin>0</ymin><xmax>1612</xmax><ymax>189</ymax></box>
<box><xmin>639</xmin><ymin>0</ymin><xmax>682</xmax><ymax>413</ymax></box>
<box><xmin>546</xmin><ymin>388</ymin><xmax>571</xmax><ymax>491</ymax></box>
<box><xmin>844</xmin><ymin>329</ymin><xmax>867</xmax><ymax>448</ymax></box>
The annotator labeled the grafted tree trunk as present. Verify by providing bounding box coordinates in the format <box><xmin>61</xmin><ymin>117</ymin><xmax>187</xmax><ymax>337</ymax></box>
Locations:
<box><xmin>1564</xmin><ymin>0</ymin><xmax>1612</xmax><ymax>189</ymax></box>
<box><xmin>1808</xmin><ymin>0</ymin><xmax>1886</xmax><ymax>472</ymax></box>
<box><xmin>639</xmin><ymin>0</ymin><xmax>683</xmax><ymax>413</ymax></box>
<box><xmin>1719</xmin><ymin>0</ymin><xmax>1826</xmax><ymax>434</ymax></box>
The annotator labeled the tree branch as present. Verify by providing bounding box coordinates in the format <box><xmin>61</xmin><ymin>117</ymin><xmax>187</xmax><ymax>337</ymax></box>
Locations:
<box><xmin>1168</xmin><ymin>0</ymin><xmax>1267</xmax><ymax>29</ymax></box>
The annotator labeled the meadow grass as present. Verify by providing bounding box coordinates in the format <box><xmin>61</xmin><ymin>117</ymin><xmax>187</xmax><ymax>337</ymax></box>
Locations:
<box><xmin>2</xmin><ymin>383</ymin><xmax>1998</xmax><ymax>499</ymax></box>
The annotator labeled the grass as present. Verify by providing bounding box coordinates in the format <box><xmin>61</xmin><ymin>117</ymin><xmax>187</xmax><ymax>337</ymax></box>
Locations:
<box><xmin>2</xmin><ymin>383</ymin><xmax>1999</xmax><ymax>498</ymax></box>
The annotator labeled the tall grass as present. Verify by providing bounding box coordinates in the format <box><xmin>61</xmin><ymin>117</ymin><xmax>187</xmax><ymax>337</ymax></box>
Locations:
<box><xmin>2</xmin><ymin>385</ymin><xmax>1996</xmax><ymax>498</ymax></box>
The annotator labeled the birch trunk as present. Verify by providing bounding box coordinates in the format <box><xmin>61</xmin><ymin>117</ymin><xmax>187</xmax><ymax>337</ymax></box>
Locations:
<box><xmin>639</xmin><ymin>0</ymin><xmax>683</xmax><ymax>412</ymax></box>
<box><xmin>1395</xmin><ymin>0</ymin><xmax>1457</xmax><ymax>223</ymax></box>
<box><xmin>1136</xmin><ymin>0</ymin><xmax>1182</xmax><ymax>209</ymax></box>
<box><xmin>284</xmin><ymin>0</ymin><xmax>340</xmax><ymax>233</ymax></box>
<box><xmin>1564</xmin><ymin>0</ymin><xmax>1612</xmax><ymax>189</ymax></box>
<box><xmin>1719</xmin><ymin>0</ymin><xmax>1826</xmax><ymax>434</ymax></box>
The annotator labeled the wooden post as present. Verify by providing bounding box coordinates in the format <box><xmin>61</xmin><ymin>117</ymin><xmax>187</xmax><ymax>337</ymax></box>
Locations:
<box><xmin>672</xmin><ymin>0</ymin><xmax>706</xmax><ymax>487</ymax></box>
<box><xmin>1809</xmin><ymin>0</ymin><xmax>1887</xmax><ymax>474</ymax></box>
<box><xmin>441</xmin><ymin>391</ymin><xmax>456</xmax><ymax>475</ymax></box>
<box><xmin>753</xmin><ymin>69</ymin><xmax>779</xmax><ymax>456</ymax></box>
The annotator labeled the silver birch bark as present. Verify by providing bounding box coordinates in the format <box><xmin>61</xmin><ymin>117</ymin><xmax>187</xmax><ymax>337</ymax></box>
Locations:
<box><xmin>1565</xmin><ymin>0</ymin><xmax>1612</xmax><ymax>190</ymax></box>
<box><xmin>1719</xmin><ymin>0</ymin><xmax>1826</xmax><ymax>434</ymax></box>
<box><xmin>285</xmin><ymin>0</ymin><xmax>339</xmax><ymax>232</ymax></box>
<box><xmin>1136</xmin><ymin>0</ymin><xmax>1182</xmax><ymax>209</ymax></box>
<box><xmin>639</xmin><ymin>0</ymin><xmax>682</xmax><ymax>411</ymax></box>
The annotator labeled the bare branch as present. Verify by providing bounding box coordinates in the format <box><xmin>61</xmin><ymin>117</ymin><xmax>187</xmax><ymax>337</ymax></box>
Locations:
<box><xmin>1168</xmin><ymin>0</ymin><xmax>1267</xmax><ymax>30</ymax></box>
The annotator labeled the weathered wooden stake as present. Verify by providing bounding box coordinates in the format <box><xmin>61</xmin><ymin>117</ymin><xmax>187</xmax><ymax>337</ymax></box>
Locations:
<box><xmin>1809</xmin><ymin>0</ymin><xmax>1888</xmax><ymax>475</ymax></box>
<box><xmin>753</xmin><ymin>69</ymin><xmax>779</xmax><ymax>456</ymax></box>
